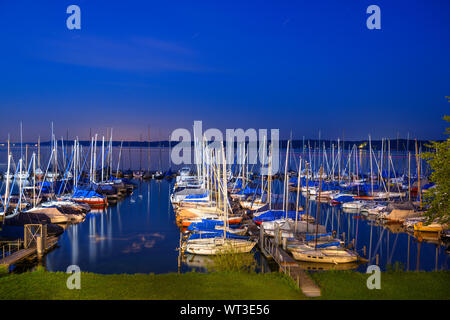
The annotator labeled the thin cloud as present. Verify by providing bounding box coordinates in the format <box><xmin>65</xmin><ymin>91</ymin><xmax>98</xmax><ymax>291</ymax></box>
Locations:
<box><xmin>32</xmin><ymin>35</ymin><xmax>210</xmax><ymax>73</ymax></box>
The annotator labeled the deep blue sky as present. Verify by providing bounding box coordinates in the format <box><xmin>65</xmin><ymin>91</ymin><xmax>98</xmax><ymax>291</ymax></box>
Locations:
<box><xmin>0</xmin><ymin>0</ymin><xmax>449</xmax><ymax>141</ymax></box>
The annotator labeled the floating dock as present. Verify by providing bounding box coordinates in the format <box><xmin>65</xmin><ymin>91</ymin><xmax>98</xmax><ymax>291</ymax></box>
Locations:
<box><xmin>248</xmin><ymin>222</ymin><xmax>321</xmax><ymax>297</ymax></box>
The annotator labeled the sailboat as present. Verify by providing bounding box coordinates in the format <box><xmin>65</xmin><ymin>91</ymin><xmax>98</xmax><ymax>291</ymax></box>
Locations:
<box><xmin>183</xmin><ymin>143</ymin><xmax>256</xmax><ymax>255</ymax></box>
<box><xmin>287</xmin><ymin>166</ymin><xmax>359</xmax><ymax>264</ymax></box>
<box><xmin>289</xmin><ymin>242</ymin><xmax>359</xmax><ymax>264</ymax></box>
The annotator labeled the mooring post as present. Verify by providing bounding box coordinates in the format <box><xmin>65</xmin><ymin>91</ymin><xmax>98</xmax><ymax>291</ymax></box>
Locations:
<box><xmin>343</xmin><ymin>232</ymin><xmax>346</xmax><ymax>245</ymax></box>
<box><xmin>376</xmin><ymin>254</ymin><xmax>379</xmax><ymax>265</ymax></box>
<box><xmin>36</xmin><ymin>236</ymin><xmax>43</xmax><ymax>257</ymax></box>
<box><xmin>24</xmin><ymin>225</ymin><xmax>28</xmax><ymax>249</ymax></box>
<box><xmin>363</xmin><ymin>245</ymin><xmax>366</xmax><ymax>257</ymax></box>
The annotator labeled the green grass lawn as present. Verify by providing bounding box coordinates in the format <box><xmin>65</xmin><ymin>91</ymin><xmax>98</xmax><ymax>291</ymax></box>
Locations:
<box><xmin>0</xmin><ymin>269</ymin><xmax>303</xmax><ymax>300</ymax></box>
<box><xmin>311</xmin><ymin>270</ymin><xmax>450</xmax><ymax>300</ymax></box>
<box><xmin>0</xmin><ymin>268</ymin><xmax>448</xmax><ymax>300</ymax></box>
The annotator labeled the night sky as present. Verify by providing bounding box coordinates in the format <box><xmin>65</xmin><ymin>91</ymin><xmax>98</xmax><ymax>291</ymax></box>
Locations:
<box><xmin>0</xmin><ymin>0</ymin><xmax>449</xmax><ymax>142</ymax></box>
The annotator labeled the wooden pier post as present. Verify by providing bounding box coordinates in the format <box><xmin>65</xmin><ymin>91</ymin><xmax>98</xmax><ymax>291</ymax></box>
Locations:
<box><xmin>363</xmin><ymin>245</ymin><xmax>366</xmax><ymax>258</ymax></box>
<box><xmin>24</xmin><ymin>228</ymin><xmax>29</xmax><ymax>249</ymax></box>
<box><xmin>36</xmin><ymin>236</ymin><xmax>43</xmax><ymax>257</ymax></box>
<box><xmin>376</xmin><ymin>254</ymin><xmax>379</xmax><ymax>265</ymax></box>
<box><xmin>343</xmin><ymin>232</ymin><xmax>346</xmax><ymax>245</ymax></box>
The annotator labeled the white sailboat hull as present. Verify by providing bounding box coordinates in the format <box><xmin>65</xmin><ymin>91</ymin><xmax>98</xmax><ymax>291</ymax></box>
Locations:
<box><xmin>185</xmin><ymin>239</ymin><xmax>256</xmax><ymax>255</ymax></box>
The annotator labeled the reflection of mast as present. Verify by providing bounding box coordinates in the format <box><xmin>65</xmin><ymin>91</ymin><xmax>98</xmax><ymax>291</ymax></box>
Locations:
<box><xmin>387</xmin><ymin>231</ymin><xmax>390</xmax><ymax>265</ymax></box>
<box><xmin>435</xmin><ymin>245</ymin><xmax>439</xmax><ymax>271</ymax></box>
<box><xmin>416</xmin><ymin>240</ymin><xmax>421</xmax><ymax>271</ymax></box>
<box><xmin>407</xmin><ymin>234</ymin><xmax>410</xmax><ymax>271</ymax></box>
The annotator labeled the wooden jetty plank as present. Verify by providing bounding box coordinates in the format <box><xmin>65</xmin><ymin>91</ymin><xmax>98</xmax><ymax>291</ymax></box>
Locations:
<box><xmin>0</xmin><ymin>248</ymin><xmax>36</xmax><ymax>267</ymax></box>
<box><xmin>0</xmin><ymin>237</ymin><xmax>58</xmax><ymax>267</ymax></box>
<box><xmin>294</xmin><ymin>269</ymin><xmax>321</xmax><ymax>298</ymax></box>
<box><xmin>248</xmin><ymin>221</ymin><xmax>321</xmax><ymax>297</ymax></box>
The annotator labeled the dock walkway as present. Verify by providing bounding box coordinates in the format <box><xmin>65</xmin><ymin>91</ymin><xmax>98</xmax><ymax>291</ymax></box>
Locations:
<box><xmin>248</xmin><ymin>223</ymin><xmax>321</xmax><ymax>297</ymax></box>
<box><xmin>0</xmin><ymin>236</ymin><xmax>58</xmax><ymax>268</ymax></box>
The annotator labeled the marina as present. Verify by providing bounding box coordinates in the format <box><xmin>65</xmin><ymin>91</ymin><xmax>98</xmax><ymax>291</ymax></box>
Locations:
<box><xmin>0</xmin><ymin>140</ymin><xmax>448</xmax><ymax>277</ymax></box>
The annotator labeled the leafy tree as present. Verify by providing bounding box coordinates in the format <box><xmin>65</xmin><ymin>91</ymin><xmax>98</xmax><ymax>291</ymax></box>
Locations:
<box><xmin>421</xmin><ymin>113</ymin><xmax>449</xmax><ymax>224</ymax></box>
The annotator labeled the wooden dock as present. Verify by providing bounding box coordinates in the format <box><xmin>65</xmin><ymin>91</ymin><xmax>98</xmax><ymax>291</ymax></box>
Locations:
<box><xmin>0</xmin><ymin>235</ymin><xmax>58</xmax><ymax>268</ymax></box>
<box><xmin>248</xmin><ymin>222</ymin><xmax>321</xmax><ymax>297</ymax></box>
<box><xmin>0</xmin><ymin>224</ymin><xmax>58</xmax><ymax>268</ymax></box>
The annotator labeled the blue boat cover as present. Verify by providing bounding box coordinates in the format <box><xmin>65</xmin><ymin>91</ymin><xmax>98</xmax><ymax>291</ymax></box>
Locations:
<box><xmin>188</xmin><ymin>231</ymin><xmax>249</xmax><ymax>240</ymax></box>
<box><xmin>305</xmin><ymin>232</ymin><xmax>333</xmax><ymax>241</ymax></box>
<box><xmin>253</xmin><ymin>210</ymin><xmax>304</xmax><ymax>223</ymax></box>
<box><xmin>315</xmin><ymin>241</ymin><xmax>341</xmax><ymax>248</ymax></box>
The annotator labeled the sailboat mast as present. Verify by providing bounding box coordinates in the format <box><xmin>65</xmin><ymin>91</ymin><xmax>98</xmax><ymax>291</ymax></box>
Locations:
<box><xmin>222</xmin><ymin>143</ymin><xmax>228</xmax><ymax>239</ymax></box>
<box><xmin>294</xmin><ymin>157</ymin><xmax>302</xmax><ymax>233</ymax></box>
<box><xmin>260</xmin><ymin>134</ymin><xmax>266</xmax><ymax>203</ymax></box>
<box><xmin>314</xmin><ymin>166</ymin><xmax>323</xmax><ymax>249</ymax></box>
<box><xmin>388</xmin><ymin>139</ymin><xmax>391</xmax><ymax>200</ymax></box>
<box><xmin>5</xmin><ymin>153</ymin><xmax>11</xmax><ymax>212</ymax></box>
<box><xmin>33</xmin><ymin>153</ymin><xmax>36</xmax><ymax>208</ymax></box>
<box><xmin>268</xmin><ymin>144</ymin><xmax>272</xmax><ymax>209</ymax></box>
<box><xmin>117</xmin><ymin>140</ymin><xmax>123</xmax><ymax>176</ymax></box>
<box><xmin>415</xmin><ymin>139</ymin><xmax>422</xmax><ymax>208</ymax></box>
<box><xmin>337</xmin><ymin>138</ymin><xmax>340</xmax><ymax>183</ymax></box>
<box><xmin>408</xmin><ymin>151</ymin><xmax>411</xmax><ymax>202</ymax></box>
<box><xmin>369</xmin><ymin>135</ymin><xmax>374</xmax><ymax>196</ymax></box>
<box><xmin>38</xmin><ymin>136</ymin><xmax>40</xmax><ymax>169</ymax></box>
<box><xmin>101</xmin><ymin>136</ymin><xmax>105</xmax><ymax>182</ymax></box>
<box><xmin>283</xmin><ymin>140</ymin><xmax>290</xmax><ymax>218</ymax></box>
<box><xmin>305</xmin><ymin>161</ymin><xmax>310</xmax><ymax>241</ymax></box>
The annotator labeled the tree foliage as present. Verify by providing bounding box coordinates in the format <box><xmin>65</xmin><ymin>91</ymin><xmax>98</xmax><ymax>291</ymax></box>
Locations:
<box><xmin>421</xmin><ymin>115</ymin><xmax>450</xmax><ymax>224</ymax></box>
